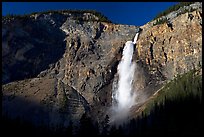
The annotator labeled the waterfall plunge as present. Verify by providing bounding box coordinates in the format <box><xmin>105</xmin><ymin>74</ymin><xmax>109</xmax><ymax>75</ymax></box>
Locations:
<box><xmin>111</xmin><ymin>32</ymin><xmax>139</xmax><ymax>123</ymax></box>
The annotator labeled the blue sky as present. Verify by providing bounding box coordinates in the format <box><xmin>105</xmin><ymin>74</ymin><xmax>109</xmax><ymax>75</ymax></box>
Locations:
<box><xmin>2</xmin><ymin>2</ymin><xmax>178</xmax><ymax>26</ymax></box>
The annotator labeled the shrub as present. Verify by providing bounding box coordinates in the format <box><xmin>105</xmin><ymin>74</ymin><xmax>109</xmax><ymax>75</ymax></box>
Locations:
<box><xmin>153</xmin><ymin>17</ymin><xmax>168</xmax><ymax>26</ymax></box>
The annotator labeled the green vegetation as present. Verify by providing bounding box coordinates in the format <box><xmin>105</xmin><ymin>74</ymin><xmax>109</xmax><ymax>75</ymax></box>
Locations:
<box><xmin>2</xmin><ymin>9</ymin><xmax>112</xmax><ymax>23</ymax></box>
<box><xmin>152</xmin><ymin>2</ymin><xmax>195</xmax><ymax>26</ymax></box>
<box><xmin>153</xmin><ymin>17</ymin><xmax>168</xmax><ymax>26</ymax></box>
<box><xmin>143</xmin><ymin>68</ymin><xmax>202</xmax><ymax>116</ymax></box>
<box><xmin>153</xmin><ymin>2</ymin><xmax>195</xmax><ymax>21</ymax></box>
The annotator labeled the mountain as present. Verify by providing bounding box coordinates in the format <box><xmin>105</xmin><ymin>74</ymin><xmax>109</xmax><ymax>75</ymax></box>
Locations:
<box><xmin>2</xmin><ymin>2</ymin><xmax>202</xmax><ymax>136</ymax></box>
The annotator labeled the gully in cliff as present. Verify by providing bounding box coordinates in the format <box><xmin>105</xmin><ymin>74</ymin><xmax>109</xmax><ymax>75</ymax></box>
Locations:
<box><xmin>133</xmin><ymin>27</ymin><xmax>142</xmax><ymax>51</ymax></box>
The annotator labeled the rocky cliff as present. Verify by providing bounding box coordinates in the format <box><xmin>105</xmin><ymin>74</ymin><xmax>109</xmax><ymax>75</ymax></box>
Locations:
<box><xmin>2</xmin><ymin>2</ymin><xmax>202</xmax><ymax>129</ymax></box>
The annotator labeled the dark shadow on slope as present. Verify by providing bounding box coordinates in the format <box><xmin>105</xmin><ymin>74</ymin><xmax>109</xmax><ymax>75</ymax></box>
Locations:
<box><xmin>2</xmin><ymin>95</ymin><xmax>52</xmax><ymax>136</ymax></box>
<box><xmin>2</xmin><ymin>115</ymin><xmax>75</xmax><ymax>137</ymax></box>
<box><xmin>3</xmin><ymin>95</ymin><xmax>51</xmax><ymax>128</ymax></box>
<box><xmin>2</xmin><ymin>94</ymin><xmax>99</xmax><ymax>137</ymax></box>
<box><xmin>2</xmin><ymin>94</ymin><xmax>76</xmax><ymax>137</ymax></box>
<box><xmin>2</xmin><ymin>17</ymin><xmax>66</xmax><ymax>84</ymax></box>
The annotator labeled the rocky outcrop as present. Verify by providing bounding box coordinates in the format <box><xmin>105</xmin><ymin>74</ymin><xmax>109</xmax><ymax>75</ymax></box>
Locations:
<box><xmin>2</xmin><ymin>2</ymin><xmax>202</xmax><ymax>129</ymax></box>
<box><xmin>137</xmin><ymin>7</ymin><xmax>202</xmax><ymax>81</ymax></box>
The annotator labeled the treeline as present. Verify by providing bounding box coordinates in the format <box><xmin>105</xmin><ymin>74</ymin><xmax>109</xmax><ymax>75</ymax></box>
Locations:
<box><xmin>153</xmin><ymin>2</ymin><xmax>195</xmax><ymax>26</ymax></box>
<box><xmin>1</xmin><ymin>113</ymin><xmax>110</xmax><ymax>136</ymax></box>
<box><xmin>153</xmin><ymin>2</ymin><xmax>195</xmax><ymax>21</ymax></box>
<box><xmin>2</xmin><ymin>69</ymin><xmax>202</xmax><ymax>136</ymax></box>
<box><xmin>2</xmin><ymin>9</ymin><xmax>112</xmax><ymax>23</ymax></box>
<box><xmin>112</xmin><ymin>95</ymin><xmax>202</xmax><ymax>136</ymax></box>
<box><xmin>142</xmin><ymin>68</ymin><xmax>202</xmax><ymax>116</ymax></box>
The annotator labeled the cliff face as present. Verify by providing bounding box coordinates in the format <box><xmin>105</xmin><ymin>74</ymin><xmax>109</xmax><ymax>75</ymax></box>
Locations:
<box><xmin>2</xmin><ymin>11</ymin><xmax>137</xmax><ymax>127</ymax></box>
<box><xmin>2</xmin><ymin>2</ymin><xmax>202</xmax><ymax>128</ymax></box>
<box><xmin>137</xmin><ymin>8</ymin><xmax>202</xmax><ymax>81</ymax></box>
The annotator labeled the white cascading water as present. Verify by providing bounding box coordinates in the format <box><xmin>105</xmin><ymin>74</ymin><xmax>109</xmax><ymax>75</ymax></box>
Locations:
<box><xmin>111</xmin><ymin>32</ymin><xmax>140</xmax><ymax>123</ymax></box>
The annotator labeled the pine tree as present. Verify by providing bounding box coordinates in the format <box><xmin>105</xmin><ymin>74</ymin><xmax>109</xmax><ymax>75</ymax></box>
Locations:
<box><xmin>78</xmin><ymin>112</ymin><xmax>97</xmax><ymax>136</ymax></box>
<box><xmin>102</xmin><ymin>114</ymin><xmax>110</xmax><ymax>135</ymax></box>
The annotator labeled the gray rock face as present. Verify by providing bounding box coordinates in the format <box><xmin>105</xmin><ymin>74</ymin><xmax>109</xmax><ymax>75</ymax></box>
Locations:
<box><xmin>2</xmin><ymin>11</ymin><xmax>138</xmax><ymax>128</ymax></box>
<box><xmin>167</xmin><ymin>2</ymin><xmax>202</xmax><ymax>21</ymax></box>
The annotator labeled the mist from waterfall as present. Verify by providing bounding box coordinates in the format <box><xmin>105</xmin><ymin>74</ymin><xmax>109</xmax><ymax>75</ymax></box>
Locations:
<box><xmin>111</xmin><ymin>32</ymin><xmax>139</xmax><ymax>123</ymax></box>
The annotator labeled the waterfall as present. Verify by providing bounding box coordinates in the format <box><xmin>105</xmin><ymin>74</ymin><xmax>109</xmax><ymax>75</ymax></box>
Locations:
<box><xmin>111</xmin><ymin>31</ymin><xmax>140</xmax><ymax>123</ymax></box>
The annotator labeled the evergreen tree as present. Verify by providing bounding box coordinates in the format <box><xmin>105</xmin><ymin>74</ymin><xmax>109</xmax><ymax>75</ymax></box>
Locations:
<box><xmin>78</xmin><ymin>112</ymin><xmax>98</xmax><ymax>136</ymax></box>
<box><xmin>65</xmin><ymin>120</ymin><xmax>73</xmax><ymax>136</ymax></box>
<box><xmin>101</xmin><ymin>114</ymin><xmax>110</xmax><ymax>135</ymax></box>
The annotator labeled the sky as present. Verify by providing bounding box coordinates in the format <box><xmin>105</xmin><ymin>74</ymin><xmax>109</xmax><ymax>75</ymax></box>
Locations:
<box><xmin>2</xmin><ymin>2</ymin><xmax>178</xmax><ymax>26</ymax></box>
